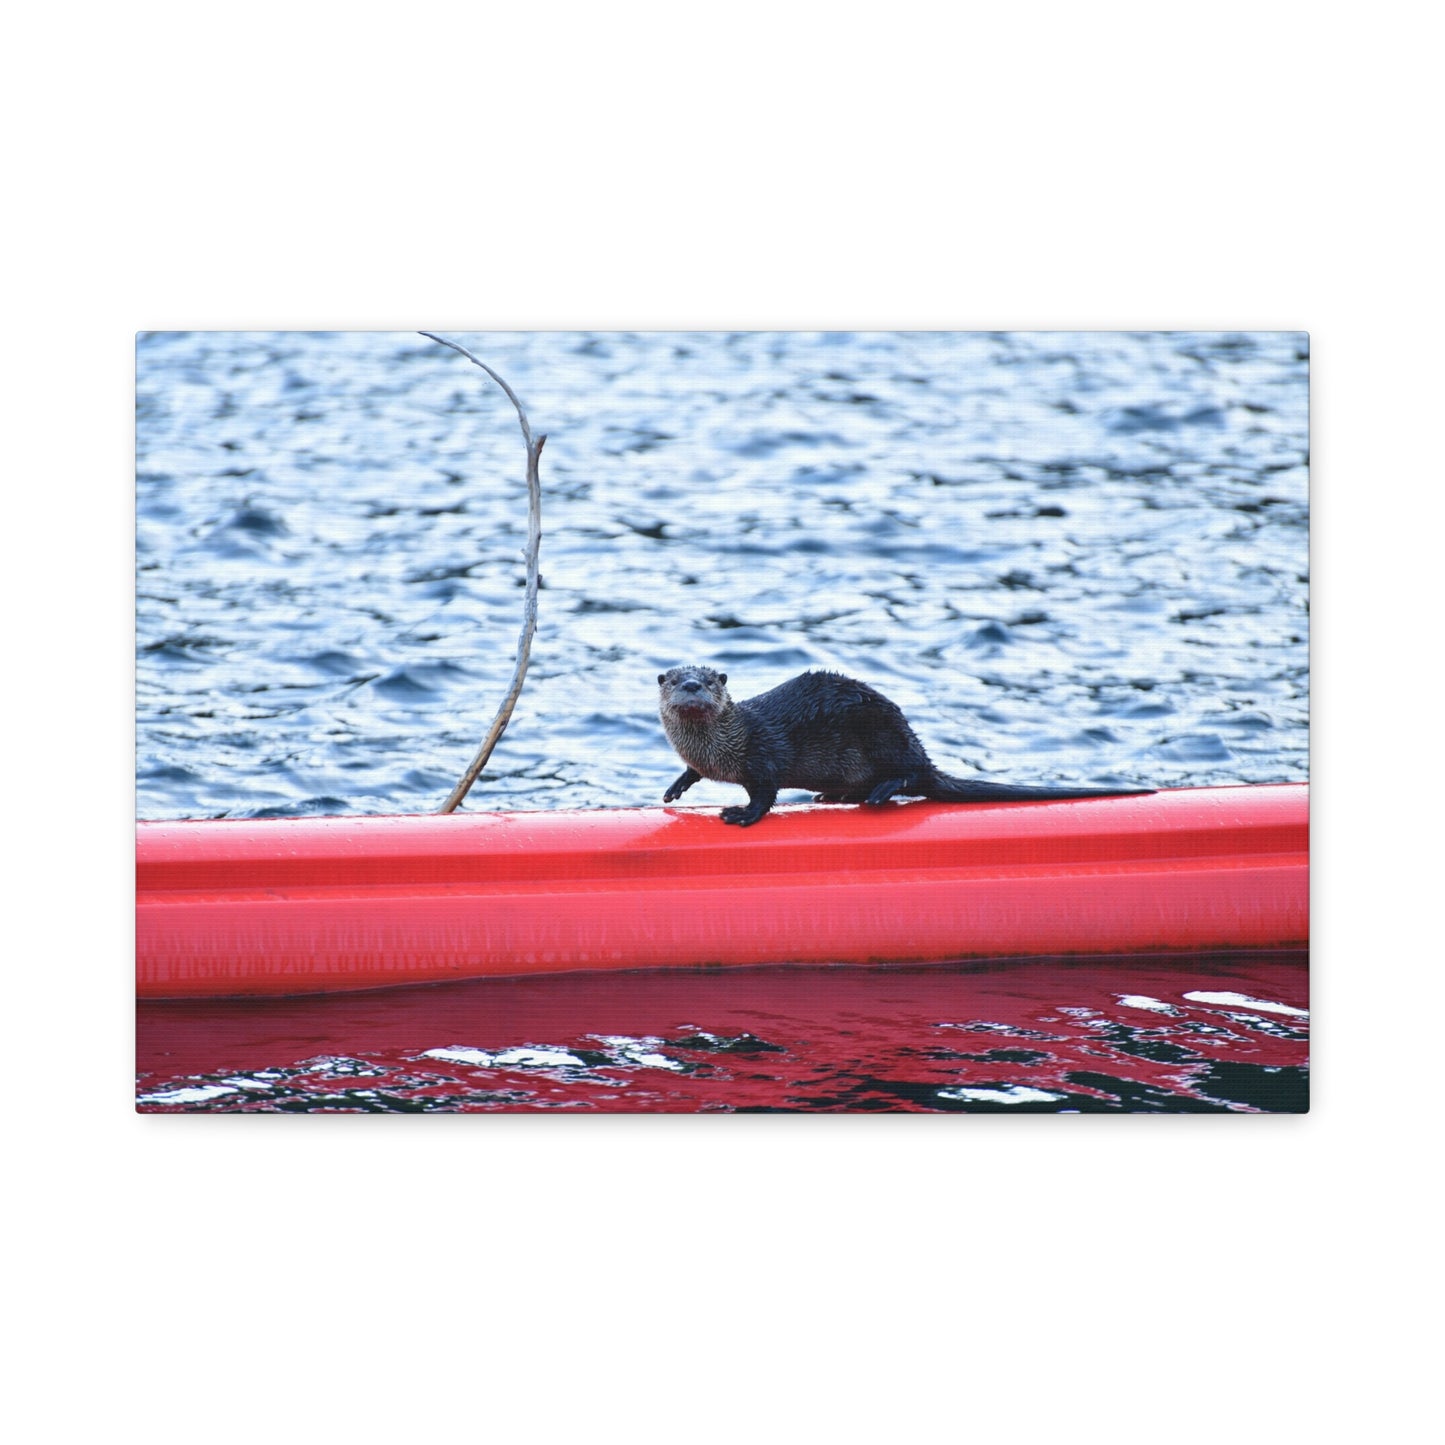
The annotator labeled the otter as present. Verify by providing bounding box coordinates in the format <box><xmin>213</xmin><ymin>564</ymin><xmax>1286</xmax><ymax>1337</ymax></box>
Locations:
<box><xmin>658</xmin><ymin>665</ymin><xmax>1152</xmax><ymax>827</ymax></box>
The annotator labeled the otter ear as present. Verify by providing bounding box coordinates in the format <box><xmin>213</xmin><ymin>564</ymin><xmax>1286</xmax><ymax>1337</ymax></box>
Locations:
<box><xmin>657</xmin><ymin>673</ymin><xmax>666</xmax><ymax>686</ymax></box>
<box><xmin>719</xmin><ymin>673</ymin><xmax>727</xmax><ymax>685</ymax></box>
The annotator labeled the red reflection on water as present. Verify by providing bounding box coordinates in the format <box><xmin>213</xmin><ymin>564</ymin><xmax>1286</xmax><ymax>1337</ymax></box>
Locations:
<box><xmin>136</xmin><ymin>952</ymin><xmax>1308</xmax><ymax>1113</ymax></box>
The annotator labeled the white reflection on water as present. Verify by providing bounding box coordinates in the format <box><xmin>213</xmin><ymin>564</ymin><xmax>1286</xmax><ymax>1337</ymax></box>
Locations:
<box><xmin>937</xmin><ymin>1084</ymin><xmax>1066</xmax><ymax>1105</ymax></box>
<box><xmin>1117</xmin><ymin>995</ymin><xmax>1179</xmax><ymax>1013</ymax></box>
<box><xmin>587</xmin><ymin>1034</ymin><xmax>685</xmax><ymax>1070</ymax></box>
<box><xmin>421</xmin><ymin>1046</ymin><xmax>588</xmax><ymax>1069</ymax></box>
<box><xmin>1182</xmin><ymin>991</ymin><xmax>1308</xmax><ymax>1017</ymax></box>
<box><xmin>137</xmin><ymin>1083</ymin><xmax>239</xmax><ymax>1105</ymax></box>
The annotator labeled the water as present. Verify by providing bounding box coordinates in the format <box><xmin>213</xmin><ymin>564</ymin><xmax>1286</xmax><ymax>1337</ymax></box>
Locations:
<box><xmin>135</xmin><ymin>331</ymin><xmax>1309</xmax><ymax>1112</ymax></box>
<box><xmin>136</xmin><ymin>331</ymin><xmax>1308</xmax><ymax>819</ymax></box>
<box><xmin>135</xmin><ymin>953</ymin><xmax>1308</xmax><ymax>1114</ymax></box>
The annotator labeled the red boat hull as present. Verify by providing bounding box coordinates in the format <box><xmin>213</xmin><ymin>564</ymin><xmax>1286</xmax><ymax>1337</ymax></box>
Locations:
<box><xmin>135</xmin><ymin>784</ymin><xmax>1308</xmax><ymax>999</ymax></box>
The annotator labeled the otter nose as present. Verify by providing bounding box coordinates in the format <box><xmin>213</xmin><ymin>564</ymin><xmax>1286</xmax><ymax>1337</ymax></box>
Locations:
<box><xmin>678</xmin><ymin>678</ymin><xmax>704</xmax><ymax>695</ymax></box>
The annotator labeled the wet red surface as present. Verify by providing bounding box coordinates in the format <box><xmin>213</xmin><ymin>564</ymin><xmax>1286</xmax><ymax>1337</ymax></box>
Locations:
<box><xmin>136</xmin><ymin>950</ymin><xmax>1308</xmax><ymax>1113</ymax></box>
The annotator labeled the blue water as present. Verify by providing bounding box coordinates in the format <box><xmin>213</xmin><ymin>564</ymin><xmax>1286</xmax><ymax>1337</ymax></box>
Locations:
<box><xmin>136</xmin><ymin>331</ymin><xmax>1308</xmax><ymax>820</ymax></box>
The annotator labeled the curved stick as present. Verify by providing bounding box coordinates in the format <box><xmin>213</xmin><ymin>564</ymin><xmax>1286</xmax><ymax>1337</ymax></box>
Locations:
<box><xmin>422</xmin><ymin>331</ymin><xmax>546</xmax><ymax>814</ymax></box>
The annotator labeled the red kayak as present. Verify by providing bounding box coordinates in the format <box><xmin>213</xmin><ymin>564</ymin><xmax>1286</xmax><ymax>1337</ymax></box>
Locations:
<box><xmin>135</xmin><ymin>783</ymin><xmax>1307</xmax><ymax>999</ymax></box>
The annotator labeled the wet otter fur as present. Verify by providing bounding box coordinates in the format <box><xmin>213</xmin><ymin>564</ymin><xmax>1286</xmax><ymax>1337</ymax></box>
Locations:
<box><xmin>658</xmin><ymin>665</ymin><xmax>1152</xmax><ymax>827</ymax></box>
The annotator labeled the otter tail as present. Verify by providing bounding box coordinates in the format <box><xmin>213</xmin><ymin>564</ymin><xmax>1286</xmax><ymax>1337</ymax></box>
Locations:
<box><xmin>925</xmin><ymin>771</ymin><xmax>1154</xmax><ymax>803</ymax></box>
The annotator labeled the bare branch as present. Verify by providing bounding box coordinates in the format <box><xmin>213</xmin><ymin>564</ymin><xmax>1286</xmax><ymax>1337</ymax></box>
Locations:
<box><xmin>422</xmin><ymin>332</ymin><xmax>545</xmax><ymax>814</ymax></box>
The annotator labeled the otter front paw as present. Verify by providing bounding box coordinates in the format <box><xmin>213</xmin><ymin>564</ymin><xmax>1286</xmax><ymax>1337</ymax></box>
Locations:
<box><xmin>663</xmin><ymin>767</ymin><xmax>701</xmax><ymax>803</ymax></box>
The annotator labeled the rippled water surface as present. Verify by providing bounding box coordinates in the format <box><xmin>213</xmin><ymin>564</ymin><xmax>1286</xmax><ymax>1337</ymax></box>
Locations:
<box><xmin>137</xmin><ymin>331</ymin><xmax>1307</xmax><ymax>819</ymax></box>
<box><xmin>135</xmin><ymin>331</ymin><xmax>1309</xmax><ymax>1113</ymax></box>
<box><xmin>136</xmin><ymin>953</ymin><xmax>1308</xmax><ymax>1114</ymax></box>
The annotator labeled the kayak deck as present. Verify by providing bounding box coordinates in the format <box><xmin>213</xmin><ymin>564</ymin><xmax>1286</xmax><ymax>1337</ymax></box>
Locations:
<box><xmin>136</xmin><ymin>784</ymin><xmax>1308</xmax><ymax>999</ymax></box>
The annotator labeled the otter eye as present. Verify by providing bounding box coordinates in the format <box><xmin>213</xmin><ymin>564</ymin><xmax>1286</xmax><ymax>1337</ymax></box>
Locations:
<box><xmin>657</xmin><ymin>674</ymin><xmax>666</xmax><ymax>685</ymax></box>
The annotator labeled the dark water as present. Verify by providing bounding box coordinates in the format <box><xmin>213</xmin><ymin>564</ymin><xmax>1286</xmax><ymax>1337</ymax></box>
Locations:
<box><xmin>136</xmin><ymin>953</ymin><xmax>1307</xmax><ymax>1114</ymax></box>
<box><xmin>135</xmin><ymin>331</ymin><xmax>1309</xmax><ymax>1112</ymax></box>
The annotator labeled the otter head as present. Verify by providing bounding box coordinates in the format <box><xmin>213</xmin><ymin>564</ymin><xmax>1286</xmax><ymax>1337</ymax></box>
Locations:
<box><xmin>658</xmin><ymin>665</ymin><xmax>731</xmax><ymax>724</ymax></box>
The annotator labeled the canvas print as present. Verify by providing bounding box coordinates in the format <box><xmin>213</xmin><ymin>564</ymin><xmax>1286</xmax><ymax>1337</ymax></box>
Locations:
<box><xmin>135</xmin><ymin>331</ymin><xmax>1309</xmax><ymax>1113</ymax></box>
